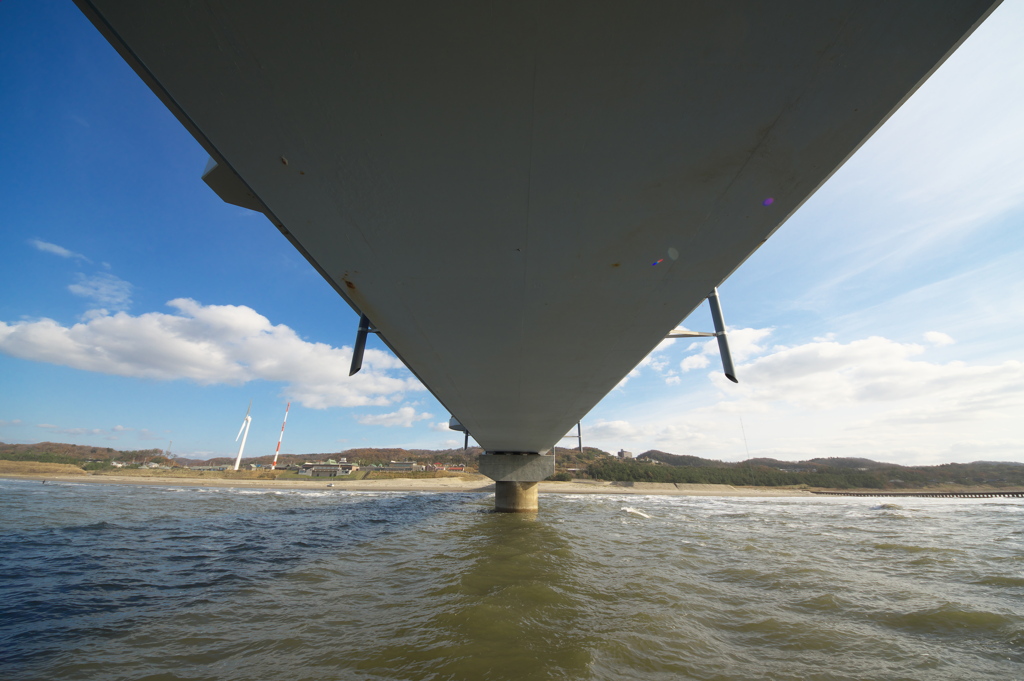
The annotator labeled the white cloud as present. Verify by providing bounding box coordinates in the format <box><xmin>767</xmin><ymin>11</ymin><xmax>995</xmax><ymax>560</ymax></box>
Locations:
<box><xmin>722</xmin><ymin>336</ymin><xmax>1022</xmax><ymax>411</ymax></box>
<box><xmin>0</xmin><ymin>419</ymin><xmax>23</xmax><ymax>427</ymax></box>
<box><xmin>0</xmin><ymin>299</ymin><xmax>423</xmax><ymax>409</ymax></box>
<box><xmin>29</xmin><ymin>239</ymin><xmax>90</xmax><ymax>262</ymax></box>
<box><xmin>727</xmin><ymin>328</ymin><xmax>775</xmax><ymax>361</ymax></box>
<box><xmin>428</xmin><ymin>421</ymin><xmax>453</xmax><ymax>432</ymax></box>
<box><xmin>587</xmin><ymin>331</ymin><xmax>1023</xmax><ymax>465</ymax></box>
<box><xmin>616</xmin><ymin>337</ymin><xmax>685</xmax><ymax>388</ymax></box>
<box><xmin>923</xmin><ymin>331</ymin><xmax>955</xmax><ymax>347</ymax></box>
<box><xmin>587</xmin><ymin>419</ymin><xmax>640</xmax><ymax>440</ymax></box>
<box><xmin>680</xmin><ymin>353</ymin><xmax>710</xmax><ymax>372</ymax></box>
<box><xmin>355</xmin><ymin>406</ymin><xmax>432</xmax><ymax>428</ymax></box>
<box><xmin>618</xmin><ymin>327</ymin><xmax>774</xmax><ymax>387</ymax></box>
<box><xmin>679</xmin><ymin>327</ymin><xmax>773</xmax><ymax>372</ymax></box>
<box><xmin>37</xmin><ymin>424</ymin><xmax>104</xmax><ymax>436</ymax></box>
<box><xmin>586</xmin><ymin>418</ymin><xmax>706</xmax><ymax>451</ymax></box>
<box><xmin>69</xmin><ymin>272</ymin><xmax>133</xmax><ymax>310</ymax></box>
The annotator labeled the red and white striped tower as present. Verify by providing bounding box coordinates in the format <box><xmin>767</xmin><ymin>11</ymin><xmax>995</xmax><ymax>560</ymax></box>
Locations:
<box><xmin>271</xmin><ymin>402</ymin><xmax>290</xmax><ymax>469</ymax></box>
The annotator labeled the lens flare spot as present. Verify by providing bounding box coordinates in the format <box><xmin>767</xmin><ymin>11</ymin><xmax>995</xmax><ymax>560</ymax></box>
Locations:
<box><xmin>667</xmin><ymin>247</ymin><xmax>679</xmax><ymax>260</ymax></box>
<box><xmin>762</xmin><ymin>197</ymin><xmax>774</xmax><ymax>206</ymax></box>
<box><xmin>652</xmin><ymin>259</ymin><xmax>664</xmax><ymax>266</ymax></box>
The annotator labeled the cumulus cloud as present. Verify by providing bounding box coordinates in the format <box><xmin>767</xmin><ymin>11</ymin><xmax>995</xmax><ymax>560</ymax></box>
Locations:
<box><xmin>586</xmin><ymin>419</ymin><xmax>640</xmax><ymax>440</ymax></box>
<box><xmin>29</xmin><ymin>239</ymin><xmax>90</xmax><ymax>262</ymax></box>
<box><xmin>679</xmin><ymin>327</ymin><xmax>774</xmax><ymax>373</ymax></box>
<box><xmin>355</xmin><ymin>406</ymin><xmax>432</xmax><ymax>427</ymax></box>
<box><xmin>923</xmin><ymin>331</ymin><xmax>955</xmax><ymax>346</ymax></box>
<box><xmin>588</xmin><ymin>330</ymin><xmax>1023</xmax><ymax>464</ymax></box>
<box><xmin>68</xmin><ymin>272</ymin><xmax>133</xmax><ymax>310</ymax></box>
<box><xmin>616</xmin><ymin>326</ymin><xmax>779</xmax><ymax>390</ymax></box>
<box><xmin>721</xmin><ymin>336</ymin><xmax>1023</xmax><ymax>412</ymax></box>
<box><xmin>586</xmin><ymin>418</ymin><xmax>705</xmax><ymax>448</ymax></box>
<box><xmin>429</xmin><ymin>421</ymin><xmax>453</xmax><ymax>432</ymax></box>
<box><xmin>614</xmin><ymin>323</ymin><xmax>774</xmax><ymax>387</ymax></box>
<box><xmin>680</xmin><ymin>353</ymin><xmax>710</xmax><ymax>371</ymax></box>
<box><xmin>616</xmin><ymin>337</ymin><xmax>679</xmax><ymax>388</ymax></box>
<box><xmin>0</xmin><ymin>299</ymin><xmax>423</xmax><ymax>408</ymax></box>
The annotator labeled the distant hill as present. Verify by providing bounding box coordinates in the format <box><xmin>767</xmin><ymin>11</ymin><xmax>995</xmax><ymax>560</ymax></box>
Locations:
<box><xmin>0</xmin><ymin>442</ymin><xmax>166</xmax><ymax>466</ymax></box>
<box><xmin>589</xmin><ymin>451</ymin><xmax>1024</xmax><ymax>488</ymax></box>
<box><xmin>637</xmin><ymin>450</ymin><xmax>730</xmax><ymax>468</ymax></box>
<box><xmin>743</xmin><ymin>458</ymin><xmax>820</xmax><ymax>472</ymax></box>
<box><xmin>3</xmin><ymin>440</ymin><xmax>1022</xmax><ymax>489</ymax></box>
<box><xmin>803</xmin><ymin>457</ymin><xmax>891</xmax><ymax>470</ymax></box>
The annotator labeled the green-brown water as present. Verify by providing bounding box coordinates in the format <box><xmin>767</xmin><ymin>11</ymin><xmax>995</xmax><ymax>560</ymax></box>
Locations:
<box><xmin>1</xmin><ymin>479</ymin><xmax>1021</xmax><ymax>680</ymax></box>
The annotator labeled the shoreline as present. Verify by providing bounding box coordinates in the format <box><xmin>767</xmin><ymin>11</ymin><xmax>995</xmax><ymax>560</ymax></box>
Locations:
<box><xmin>4</xmin><ymin>473</ymin><xmax>1020</xmax><ymax>498</ymax></box>
<box><xmin>1</xmin><ymin>473</ymin><xmax>812</xmax><ymax>496</ymax></box>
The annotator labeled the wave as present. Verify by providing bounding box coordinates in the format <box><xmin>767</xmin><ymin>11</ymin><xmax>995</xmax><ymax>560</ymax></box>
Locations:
<box><xmin>881</xmin><ymin>603</ymin><xmax>1019</xmax><ymax>636</ymax></box>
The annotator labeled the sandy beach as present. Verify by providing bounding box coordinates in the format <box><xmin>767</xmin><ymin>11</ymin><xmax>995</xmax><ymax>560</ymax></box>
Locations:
<box><xmin>0</xmin><ymin>472</ymin><xmax>814</xmax><ymax>496</ymax></box>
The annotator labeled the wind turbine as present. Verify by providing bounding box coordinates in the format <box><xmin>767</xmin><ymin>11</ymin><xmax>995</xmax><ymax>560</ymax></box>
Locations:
<box><xmin>233</xmin><ymin>401</ymin><xmax>253</xmax><ymax>471</ymax></box>
<box><xmin>271</xmin><ymin>402</ymin><xmax>290</xmax><ymax>469</ymax></box>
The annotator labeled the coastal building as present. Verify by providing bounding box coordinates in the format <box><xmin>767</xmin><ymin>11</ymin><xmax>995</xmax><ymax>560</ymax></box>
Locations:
<box><xmin>379</xmin><ymin>461</ymin><xmax>425</xmax><ymax>472</ymax></box>
<box><xmin>428</xmin><ymin>463</ymin><xmax>467</xmax><ymax>472</ymax></box>
<box><xmin>618</xmin><ymin>450</ymin><xmax>633</xmax><ymax>459</ymax></box>
<box><xmin>298</xmin><ymin>461</ymin><xmax>360</xmax><ymax>477</ymax></box>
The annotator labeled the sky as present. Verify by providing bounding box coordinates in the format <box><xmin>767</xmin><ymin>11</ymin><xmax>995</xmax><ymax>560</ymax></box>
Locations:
<box><xmin>1</xmin><ymin>1</ymin><xmax>1022</xmax><ymax>465</ymax></box>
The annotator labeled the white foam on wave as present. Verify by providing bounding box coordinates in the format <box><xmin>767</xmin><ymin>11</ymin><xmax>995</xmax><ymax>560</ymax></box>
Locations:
<box><xmin>622</xmin><ymin>506</ymin><xmax>652</xmax><ymax>518</ymax></box>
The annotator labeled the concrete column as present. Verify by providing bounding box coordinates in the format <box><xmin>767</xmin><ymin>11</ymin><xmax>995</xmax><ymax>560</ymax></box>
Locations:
<box><xmin>478</xmin><ymin>452</ymin><xmax>554</xmax><ymax>512</ymax></box>
<box><xmin>494</xmin><ymin>481</ymin><xmax>539</xmax><ymax>513</ymax></box>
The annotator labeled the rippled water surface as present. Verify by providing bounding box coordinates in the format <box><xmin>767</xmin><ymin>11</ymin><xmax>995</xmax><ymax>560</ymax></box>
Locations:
<box><xmin>1</xmin><ymin>479</ymin><xmax>1021</xmax><ymax>680</ymax></box>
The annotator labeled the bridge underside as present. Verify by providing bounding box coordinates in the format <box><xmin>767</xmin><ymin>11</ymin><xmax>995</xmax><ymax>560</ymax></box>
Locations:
<box><xmin>77</xmin><ymin>2</ymin><xmax>997</xmax><ymax>508</ymax></box>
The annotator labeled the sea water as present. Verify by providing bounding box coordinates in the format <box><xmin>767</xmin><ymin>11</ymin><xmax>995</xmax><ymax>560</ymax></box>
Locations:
<box><xmin>0</xmin><ymin>478</ymin><xmax>1021</xmax><ymax>680</ymax></box>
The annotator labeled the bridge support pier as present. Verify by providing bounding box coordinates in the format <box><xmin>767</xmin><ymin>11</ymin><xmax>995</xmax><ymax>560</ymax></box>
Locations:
<box><xmin>494</xmin><ymin>481</ymin><xmax>539</xmax><ymax>512</ymax></box>
<box><xmin>478</xmin><ymin>452</ymin><xmax>554</xmax><ymax>513</ymax></box>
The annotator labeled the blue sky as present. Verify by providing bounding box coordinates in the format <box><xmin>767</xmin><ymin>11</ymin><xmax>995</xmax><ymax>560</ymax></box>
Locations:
<box><xmin>1</xmin><ymin>1</ymin><xmax>1022</xmax><ymax>465</ymax></box>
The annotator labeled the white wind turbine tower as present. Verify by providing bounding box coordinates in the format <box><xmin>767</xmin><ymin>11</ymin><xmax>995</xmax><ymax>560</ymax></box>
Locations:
<box><xmin>233</xmin><ymin>401</ymin><xmax>253</xmax><ymax>471</ymax></box>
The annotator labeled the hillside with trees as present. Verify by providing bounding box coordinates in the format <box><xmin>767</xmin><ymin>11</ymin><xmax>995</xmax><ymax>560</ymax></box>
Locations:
<box><xmin>0</xmin><ymin>442</ymin><xmax>168</xmax><ymax>468</ymax></box>
<box><xmin>3</xmin><ymin>441</ymin><xmax>1022</xmax><ymax>489</ymax></box>
<box><xmin>589</xmin><ymin>451</ymin><xmax>1024</xmax><ymax>489</ymax></box>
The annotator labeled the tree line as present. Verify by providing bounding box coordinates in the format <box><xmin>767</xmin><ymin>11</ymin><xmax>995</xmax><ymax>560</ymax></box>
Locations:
<box><xmin>586</xmin><ymin>458</ymin><xmax>1024</xmax><ymax>489</ymax></box>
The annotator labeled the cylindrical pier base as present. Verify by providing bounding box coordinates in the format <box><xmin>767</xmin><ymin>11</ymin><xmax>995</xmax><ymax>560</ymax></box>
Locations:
<box><xmin>494</xmin><ymin>481</ymin><xmax>539</xmax><ymax>512</ymax></box>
